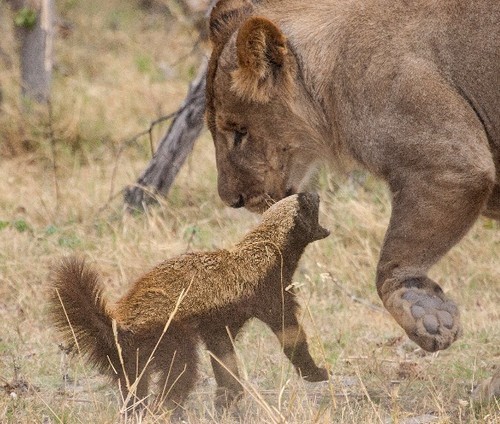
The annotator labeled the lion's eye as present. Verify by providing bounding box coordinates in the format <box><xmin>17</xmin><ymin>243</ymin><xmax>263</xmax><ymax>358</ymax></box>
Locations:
<box><xmin>233</xmin><ymin>129</ymin><xmax>247</xmax><ymax>147</ymax></box>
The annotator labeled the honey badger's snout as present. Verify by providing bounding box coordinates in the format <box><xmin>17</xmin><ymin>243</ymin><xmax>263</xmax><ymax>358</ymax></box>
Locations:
<box><xmin>297</xmin><ymin>192</ymin><xmax>330</xmax><ymax>241</ymax></box>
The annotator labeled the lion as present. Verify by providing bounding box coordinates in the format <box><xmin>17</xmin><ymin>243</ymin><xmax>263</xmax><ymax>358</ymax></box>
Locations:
<box><xmin>49</xmin><ymin>193</ymin><xmax>329</xmax><ymax>414</ymax></box>
<box><xmin>206</xmin><ymin>0</ymin><xmax>500</xmax><ymax>360</ymax></box>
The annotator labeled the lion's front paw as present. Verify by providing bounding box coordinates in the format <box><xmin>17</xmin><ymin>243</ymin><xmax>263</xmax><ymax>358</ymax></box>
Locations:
<box><xmin>385</xmin><ymin>279</ymin><xmax>462</xmax><ymax>352</ymax></box>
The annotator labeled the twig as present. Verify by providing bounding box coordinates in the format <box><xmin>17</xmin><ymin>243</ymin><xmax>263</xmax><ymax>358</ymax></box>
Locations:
<box><xmin>170</xmin><ymin>36</ymin><xmax>204</xmax><ymax>67</ymax></box>
<box><xmin>320</xmin><ymin>272</ymin><xmax>388</xmax><ymax>314</ymax></box>
<box><xmin>107</xmin><ymin>98</ymin><xmax>202</xmax><ymax>206</ymax></box>
<box><xmin>47</xmin><ymin>100</ymin><xmax>60</xmax><ymax>216</ymax></box>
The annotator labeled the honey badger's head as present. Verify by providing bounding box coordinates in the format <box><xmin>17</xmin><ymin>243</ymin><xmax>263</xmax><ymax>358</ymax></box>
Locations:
<box><xmin>262</xmin><ymin>193</ymin><xmax>330</xmax><ymax>243</ymax></box>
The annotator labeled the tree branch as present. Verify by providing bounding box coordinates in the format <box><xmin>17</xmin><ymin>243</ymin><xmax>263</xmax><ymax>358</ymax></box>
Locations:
<box><xmin>124</xmin><ymin>58</ymin><xmax>208</xmax><ymax>211</ymax></box>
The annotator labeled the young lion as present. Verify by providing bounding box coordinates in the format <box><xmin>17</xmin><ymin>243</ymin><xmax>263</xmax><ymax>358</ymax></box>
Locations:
<box><xmin>49</xmin><ymin>193</ymin><xmax>329</xmax><ymax>413</ymax></box>
<box><xmin>206</xmin><ymin>0</ymin><xmax>500</xmax><ymax>357</ymax></box>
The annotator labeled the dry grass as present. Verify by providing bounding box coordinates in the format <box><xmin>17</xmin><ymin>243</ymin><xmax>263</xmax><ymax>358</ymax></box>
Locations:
<box><xmin>0</xmin><ymin>1</ymin><xmax>498</xmax><ymax>423</ymax></box>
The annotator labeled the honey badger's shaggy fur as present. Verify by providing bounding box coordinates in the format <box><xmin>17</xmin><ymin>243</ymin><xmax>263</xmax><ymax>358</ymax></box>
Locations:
<box><xmin>49</xmin><ymin>193</ymin><xmax>329</xmax><ymax>413</ymax></box>
<box><xmin>206</xmin><ymin>0</ymin><xmax>500</xmax><ymax>355</ymax></box>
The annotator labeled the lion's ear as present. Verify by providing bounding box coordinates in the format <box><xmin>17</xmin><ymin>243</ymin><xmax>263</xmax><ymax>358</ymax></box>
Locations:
<box><xmin>232</xmin><ymin>17</ymin><xmax>288</xmax><ymax>102</ymax></box>
<box><xmin>209</xmin><ymin>0</ymin><xmax>254</xmax><ymax>46</ymax></box>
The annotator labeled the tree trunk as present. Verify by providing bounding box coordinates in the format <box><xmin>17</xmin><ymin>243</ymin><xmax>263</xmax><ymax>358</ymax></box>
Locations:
<box><xmin>9</xmin><ymin>0</ymin><xmax>54</xmax><ymax>104</ymax></box>
<box><xmin>124</xmin><ymin>59</ymin><xmax>208</xmax><ymax>211</ymax></box>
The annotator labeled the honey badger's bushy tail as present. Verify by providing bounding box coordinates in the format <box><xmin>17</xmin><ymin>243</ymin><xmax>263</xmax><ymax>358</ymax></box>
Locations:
<box><xmin>48</xmin><ymin>257</ymin><xmax>124</xmax><ymax>377</ymax></box>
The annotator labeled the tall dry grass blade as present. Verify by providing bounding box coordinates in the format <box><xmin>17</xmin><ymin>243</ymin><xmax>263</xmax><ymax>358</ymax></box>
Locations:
<box><xmin>208</xmin><ymin>351</ymin><xmax>287</xmax><ymax>423</ymax></box>
<box><xmin>114</xmin><ymin>282</ymin><xmax>193</xmax><ymax>414</ymax></box>
<box><xmin>47</xmin><ymin>100</ymin><xmax>60</xmax><ymax>217</ymax></box>
<box><xmin>55</xmin><ymin>288</ymin><xmax>105</xmax><ymax>417</ymax></box>
<box><xmin>354</xmin><ymin>366</ymin><xmax>384</xmax><ymax>424</ymax></box>
<box><xmin>55</xmin><ymin>288</ymin><xmax>81</xmax><ymax>354</ymax></box>
<box><xmin>33</xmin><ymin>389</ymin><xmax>65</xmax><ymax>424</ymax></box>
<box><xmin>303</xmin><ymin>299</ymin><xmax>337</xmax><ymax>412</ymax></box>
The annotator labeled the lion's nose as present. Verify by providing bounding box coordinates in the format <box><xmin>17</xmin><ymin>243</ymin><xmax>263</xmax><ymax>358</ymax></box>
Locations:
<box><xmin>230</xmin><ymin>194</ymin><xmax>245</xmax><ymax>208</ymax></box>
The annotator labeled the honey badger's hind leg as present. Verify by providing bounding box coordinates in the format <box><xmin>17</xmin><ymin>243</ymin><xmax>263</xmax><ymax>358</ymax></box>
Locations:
<box><xmin>151</xmin><ymin>324</ymin><xmax>199</xmax><ymax>415</ymax></box>
<box><xmin>117</xmin><ymin>337</ymin><xmax>152</xmax><ymax>411</ymax></box>
<box><xmin>200</xmin><ymin>319</ymin><xmax>246</xmax><ymax>412</ymax></box>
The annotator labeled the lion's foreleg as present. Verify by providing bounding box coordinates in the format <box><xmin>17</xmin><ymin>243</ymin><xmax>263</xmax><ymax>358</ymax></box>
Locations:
<box><xmin>376</xmin><ymin>164</ymin><xmax>493</xmax><ymax>351</ymax></box>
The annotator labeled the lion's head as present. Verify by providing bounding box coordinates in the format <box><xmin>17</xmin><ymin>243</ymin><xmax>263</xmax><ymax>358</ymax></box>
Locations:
<box><xmin>206</xmin><ymin>0</ymin><xmax>329</xmax><ymax>213</ymax></box>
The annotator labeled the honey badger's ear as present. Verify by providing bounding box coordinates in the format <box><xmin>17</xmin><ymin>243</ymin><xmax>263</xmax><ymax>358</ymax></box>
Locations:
<box><xmin>209</xmin><ymin>0</ymin><xmax>254</xmax><ymax>46</ymax></box>
<box><xmin>232</xmin><ymin>17</ymin><xmax>289</xmax><ymax>102</ymax></box>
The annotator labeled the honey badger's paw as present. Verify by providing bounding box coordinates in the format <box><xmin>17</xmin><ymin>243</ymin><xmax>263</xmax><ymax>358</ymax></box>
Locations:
<box><xmin>384</xmin><ymin>278</ymin><xmax>462</xmax><ymax>352</ymax></box>
<box><xmin>302</xmin><ymin>366</ymin><xmax>329</xmax><ymax>382</ymax></box>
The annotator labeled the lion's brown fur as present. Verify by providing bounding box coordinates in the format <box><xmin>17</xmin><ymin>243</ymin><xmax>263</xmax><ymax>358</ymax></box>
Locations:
<box><xmin>206</xmin><ymin>0</ymin><xmax>499</xmax><ymax>353</ymax></box>
<box><xmin>49</xmin><ymin>193</ymin><xmax>329</xmax><ymax>412</ymax></box>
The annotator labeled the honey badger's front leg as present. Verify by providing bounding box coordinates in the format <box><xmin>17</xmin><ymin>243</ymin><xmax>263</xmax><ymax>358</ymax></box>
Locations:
<box><xmin>259</xmin><ymin>293</ymin><xmax>328</xmax><ymax>381</ymax></box>
<box><xmin>373</xmin><ymin>72</ymin><xmax>496</xmax><ymax>352</ymax></box>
